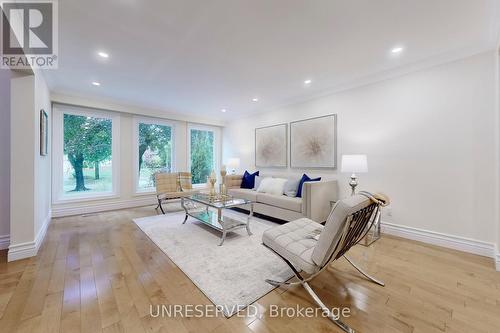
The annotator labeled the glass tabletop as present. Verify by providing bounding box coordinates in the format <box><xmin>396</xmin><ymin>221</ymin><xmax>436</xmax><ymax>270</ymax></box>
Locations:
<box><xmin>186</xmin><ymin>193</ymin><xmax>253</xmax><ymax>208</ymax></box>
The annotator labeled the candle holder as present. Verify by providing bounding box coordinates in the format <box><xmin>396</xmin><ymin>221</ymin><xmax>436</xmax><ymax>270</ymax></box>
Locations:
<box><xmin>219</xmin><ymin>168</ymin><xmax>227</xmax><ymax>195</ymax></box>
<box><xmin>208</xmin><ymin>172</ymin><xmax>217</xmax><ymax>197</ymax></box>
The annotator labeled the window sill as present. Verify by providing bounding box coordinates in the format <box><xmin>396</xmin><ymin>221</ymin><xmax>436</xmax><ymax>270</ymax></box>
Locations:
<box><xmin>133</xmin><ymin>190</ymin><xmax>156</xmax><ymax>197</ymax></box>
<box><xmin>52</xmin><ymin>193</ymin><xmax>119</xmax><ymax>205</ymax></box>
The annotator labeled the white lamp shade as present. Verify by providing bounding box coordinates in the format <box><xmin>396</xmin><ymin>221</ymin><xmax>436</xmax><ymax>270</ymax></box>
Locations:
<box><xmin>341</xmin><ymin>155</ymin><xmax>368</xmax><ymax>173</ymax></box>
<box><xmin>227</xmin><ymin>158</ymin><xmax>240</xmax><ymax>169</ymax></box>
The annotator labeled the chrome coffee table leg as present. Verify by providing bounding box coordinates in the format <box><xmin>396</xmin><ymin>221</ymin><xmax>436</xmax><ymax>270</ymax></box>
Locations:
<box><xmin>218</xmin><ymin>208</ymin><xmax>226</xmax><ymax>246</ymax></box>
<box><xmin>246</xmin><ymin>203</ymin><xmax>253</xmax><ymax>236</ymax></box>
<box><xmin>219</xmin><ymin>229</ymin><xmax>227</xmax><ymax>246</ymax></box>
<box><xmin>181</xmin><ymin>197</ymin><xmax>189</xmax><ymax>224</ymax></box>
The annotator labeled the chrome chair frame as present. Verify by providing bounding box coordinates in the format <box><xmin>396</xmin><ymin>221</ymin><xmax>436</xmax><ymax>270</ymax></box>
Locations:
<box><xmin>264</xmin><ymin>191</ymin><xmax>386</xmax><ymax>333</ymax></box>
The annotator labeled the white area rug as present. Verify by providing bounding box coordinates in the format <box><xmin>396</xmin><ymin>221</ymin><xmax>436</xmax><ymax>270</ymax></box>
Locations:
<box><xmin>133</xmin><ymin>210</ymin><xmax>293</xmax><ymax>317</ymax></box>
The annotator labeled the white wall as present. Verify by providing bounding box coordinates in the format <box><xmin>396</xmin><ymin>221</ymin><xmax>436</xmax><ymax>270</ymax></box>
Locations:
<box><xmin>224</xmin><ymin>51</ymin><xmax>497</xmax><ymax>245</ymax></box>
<box><xmin>9</xmin><ymin>70</ymin><xmax>52</xmax><ymax>261</ymax></box>
<box><xmin>0</xmin><ymin>69</ymin><xmax>11</xmax><ymax>249</ymax></box>
<box><xmin>10</xmin><ymin>73</ymin><xmax>36</xmax><ymax>248</ymax></box>
<box><xmin>50</xmin><ymin>100</ymin><xmax>222</xmax><ymax>217</ymax></box>
<box><xmin>34</xmin><ymin>71</ymin><xmax>52</xmax><ymax>234</ymax></box>
<box><xmin>496</xmin><ymin>48</ymin><xmax>500</xmax><ymax>269</ymax></box>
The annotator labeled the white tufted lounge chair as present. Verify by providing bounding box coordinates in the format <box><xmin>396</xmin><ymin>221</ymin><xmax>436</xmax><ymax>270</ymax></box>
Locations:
<box><xmin>262</xmin><ymin>191</ymin><xmax>389</xmax><ymax>333</ymax></box>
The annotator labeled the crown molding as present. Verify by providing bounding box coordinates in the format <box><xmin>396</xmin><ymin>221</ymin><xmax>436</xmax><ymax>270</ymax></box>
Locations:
<box><xmin>228</xmin><ymin>43</ymin><xmax>495</xmax><ymax>124</ymax></box>
<box><xmin>51</xmin><ymin>92</ymin><xmax>225</xmax><ymax>127</ymax></box>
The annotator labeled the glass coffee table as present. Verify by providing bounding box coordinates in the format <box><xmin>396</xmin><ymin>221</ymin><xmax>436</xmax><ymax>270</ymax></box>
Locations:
<box><xmin>181</xmin><ymin>193</ymin><xmax>254</xmax><ymax>246</ymax></box>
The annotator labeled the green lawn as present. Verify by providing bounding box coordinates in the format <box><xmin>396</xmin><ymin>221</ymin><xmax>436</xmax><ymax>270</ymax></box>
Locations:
<box><xmin>64</xmin><ymin>165</ymin><xmax>163</xmax><ymax>194</ymax></box>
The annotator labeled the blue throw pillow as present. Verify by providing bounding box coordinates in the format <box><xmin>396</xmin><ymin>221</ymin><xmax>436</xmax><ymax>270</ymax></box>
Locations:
<box><xmin>296</xmin><ymin>174</ymin><xmax>321</xmax><ymax>198</ymax></box>
<box><xmin>241</xmin><ymin>170</ymin><xmax>260</xmax><ymax>189</ymax></box>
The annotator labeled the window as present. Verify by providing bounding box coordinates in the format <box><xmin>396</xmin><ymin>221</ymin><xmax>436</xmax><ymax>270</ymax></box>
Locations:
<box><xmin>134</xmin><ymin>118</ymin><xmax>174</xmax><ymax>192</ymax></box>
<box><xmin>188</xmin><ymin>124</ymin><xmax>220</xmax><ymax>185</ymax></box>
<box><xmin>52</xmin><ymin>105</ymin><xmax>120</xmax><ymax>202</ymax></box>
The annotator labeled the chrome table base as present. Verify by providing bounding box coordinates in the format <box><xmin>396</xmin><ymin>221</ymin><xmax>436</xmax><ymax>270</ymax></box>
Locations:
<box><xmin>181</xmin><ymin>197</ymin><xmax>253</xmax><ymax>246</ymax></box>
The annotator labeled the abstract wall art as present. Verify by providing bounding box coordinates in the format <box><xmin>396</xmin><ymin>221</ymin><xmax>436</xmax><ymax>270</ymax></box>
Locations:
<box><xmin>255</xmin><ymin>124</ymin><xmax>287</xmax><ymax>168</ymax></box>
<box><xmin>290</xmin><ymin>114</ymin><xmax>337</xmax><ymax>168</ymax></box>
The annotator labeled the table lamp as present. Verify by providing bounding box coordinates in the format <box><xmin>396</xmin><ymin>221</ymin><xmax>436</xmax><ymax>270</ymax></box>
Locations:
<box><xmin>227</xmin><ymin>158</ymin><xmax>240</xmax><ymax>174</ymax></box>
<box><xmin>341</xmin><ymin>154</ymin><xmax>368</xmax><ymax>195</ymax></box>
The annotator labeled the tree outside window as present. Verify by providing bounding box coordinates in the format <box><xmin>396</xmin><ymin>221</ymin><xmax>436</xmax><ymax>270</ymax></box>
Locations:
<box><xmin>190</xmin><ymin>129</ymin><xmax>214</xmax><ymax>184</ymax></box>
<box><xmin>63</xmin><ymin>114</ymin><xmax>113</xmax><ymax>194</ymax></box>
<box><xmin>137</xmin><ymin>123</ymin><xmax>172</xmax><ymax>190</ymax></box>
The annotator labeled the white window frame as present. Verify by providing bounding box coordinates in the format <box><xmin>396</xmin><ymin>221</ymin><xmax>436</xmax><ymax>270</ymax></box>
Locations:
<box><xmin>52</xmin><ymin>104</ymin><xmax>120</xmax><ymax>204</ymax></box>
<box><xmin>187</xmin><ymin>123</ymin><xmax>221</xmax><ymax>187</ymax></box>
<box><xmin>133</xmin><ymin>116</ymin><xmax>176</xmax><ymax>195</ymax></box>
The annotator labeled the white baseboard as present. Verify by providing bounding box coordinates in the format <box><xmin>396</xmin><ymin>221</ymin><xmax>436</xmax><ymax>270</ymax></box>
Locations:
<box><xmin>381</xmin><ymin>221</ymin><xmax>497</xmax><ymax>260</ymax></box>
<box><xmin>0</xmin><ymin>234</ymin><xmax>10</xmax><ymax>250</ymax></box>
<box><xmin>51</xmin><ymin>197</ymin><xmax>157</xmax><ymax>218</ymax></box>
<box><xmin>495</xmin><ymin>245</ymin><xmax>500</xmax><ymax>271</ymax></box>
<box><xmin>8</xmin><ymin>211</ymin><xmax>51</xmax><ymax>262</ymax></box>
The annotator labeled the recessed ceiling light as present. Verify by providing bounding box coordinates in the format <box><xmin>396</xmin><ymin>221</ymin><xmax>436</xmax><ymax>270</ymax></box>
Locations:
<box><xmin>221</xmin><ymin>109</ymin><xmax>227</xmax><ymax>113</ymax></box>
<box><xmin>98</xmin><ymin>51</ymin><xmax>109</xmax><ymax>58</ymax></box>
<box><xmin>304</xmin><ymin>79</ymin><xmax>312</xmax><ymax>85</ymax></box>
<box><xmin>252</xmin><ymin>97</ymin><xmax>259</xmax><ymax>102</ymax></box>
<box><xmin>91</xmin><ymin>81</ymin><xmax>101</xmax><ymax>86</ymax></box>
<box><xmin>391</xmin><ymin>47</ymin><xmax>404</xmax><ymax>54</ymax></box>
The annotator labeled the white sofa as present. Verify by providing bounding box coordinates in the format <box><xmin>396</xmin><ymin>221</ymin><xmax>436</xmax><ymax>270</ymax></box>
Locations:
<box><xmin>224</xmin><ymin>174</ymin><xmax>338</xmax><ymax>223</ymax></box>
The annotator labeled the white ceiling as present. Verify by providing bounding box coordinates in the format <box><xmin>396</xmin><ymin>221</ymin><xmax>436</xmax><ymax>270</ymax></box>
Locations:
<box><xmin>44</xmin><ymin>0</ymin><xmax>499</xmax><ymax>120</ymax></box>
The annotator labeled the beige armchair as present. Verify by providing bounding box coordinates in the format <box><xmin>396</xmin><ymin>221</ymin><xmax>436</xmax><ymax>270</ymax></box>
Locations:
<box><xmin>155</xmin><ymin>172</ymin><xmax>198</xmax><ymax>214</ymax></box>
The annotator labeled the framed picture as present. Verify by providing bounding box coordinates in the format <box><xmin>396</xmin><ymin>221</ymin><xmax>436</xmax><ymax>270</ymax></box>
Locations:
<box><xmin>290</xmin><ymin>114</ymin><xmax>337</xmax><ymax>168</ymax></box>
<box><xmin>40</xmin><ymin>109</ymin><xmax>48</xmax><ymax>156</ymax></box>
<box><xmin>255</xmin><ymin>123</ymin><xmax>287</xmax><ymax>168</ymax></box>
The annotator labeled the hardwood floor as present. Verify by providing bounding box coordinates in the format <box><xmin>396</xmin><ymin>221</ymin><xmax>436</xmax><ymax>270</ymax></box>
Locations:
<box><xmin>0</xmin><ymin>206</ymin><xmax>499</xmax><ymax>333</ymax></box>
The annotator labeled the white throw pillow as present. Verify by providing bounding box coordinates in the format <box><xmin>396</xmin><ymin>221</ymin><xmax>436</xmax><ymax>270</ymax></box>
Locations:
<box><xmin>256</xmin><ymin>177</ymin><xmax>272</xmax><ymax>193</ymax></box>
<box><xmin>283</xmin><ymin>178</ymin><xmax>300</xmax><ymax>197</ymax></box>
<box><xmin>257</xmin><ymin>177</ymin><xmax>288</xmax><ymax>196</ymax></box>
<box><xmin>253</xmin><ymin>176</ymin><xmax>262</xmax><ymax>190</ymax></box>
